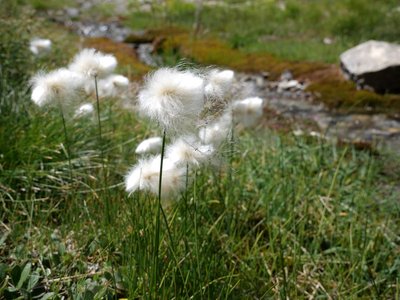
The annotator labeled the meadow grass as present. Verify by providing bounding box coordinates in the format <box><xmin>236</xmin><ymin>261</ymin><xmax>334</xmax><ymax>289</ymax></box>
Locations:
<box><xmin>1</xmin><ymin>74</ymin><xmax>400</xmax><ymax>298</ymax></box>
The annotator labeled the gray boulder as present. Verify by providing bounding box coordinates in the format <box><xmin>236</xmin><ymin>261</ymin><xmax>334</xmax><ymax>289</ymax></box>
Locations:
<box><xmin>340</xmin><ymin>40</ymin><xmax>400</xmax><ymax>93</ymax></box>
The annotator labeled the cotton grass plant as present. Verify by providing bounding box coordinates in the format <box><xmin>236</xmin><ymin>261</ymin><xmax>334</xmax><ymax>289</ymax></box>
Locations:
<box><xmin>30</xmin><ymin>68</ymin><xmax>85</xmax><ymax>182</ymax></box>
<box><xmin>68</xmin><ymin>48</ymin><xmax>118</xmax><ymax>151</ymax></box>
<box><xmin>30</xmin><ymin>48</ymin><xmax>130</xmax><ymax>229</ymax></box>
<box><xmin>124</xmin><ymin>65</ymin><xmax>266</xmax><ymax>295</ymax></box>
<box><xmin>30</xmin><ymin>48</ymin><xmax>126</xmax><ymax>176</ymax></box>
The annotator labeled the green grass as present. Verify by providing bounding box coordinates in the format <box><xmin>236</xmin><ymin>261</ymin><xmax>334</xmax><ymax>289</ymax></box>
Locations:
<box><xmin>1</xmin><ymin>73</ymin><xmax>400</xmax><ymax>297</ymax></box>
<box><xmin>127</xmin><ymin>0</ymin><xmax>400</xmax><ymax>63</ymax></box>
<box><xmin>1</xmin><ymin>1</ymin><xmax>400</xmax><ymax>298</ymax></box>
<box><xmin>24</xmin><ymin>0</ymin><xmax>74</xmax><ymax>11</ymax></box>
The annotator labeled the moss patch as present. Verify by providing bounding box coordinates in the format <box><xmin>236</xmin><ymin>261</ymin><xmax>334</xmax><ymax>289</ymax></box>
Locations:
<box><xmin>160</xmin><ymin>33</ymin><xmax>325</xmax><ymax>79</ymax></box>
<box><xmin>308</xmin><ymin>78</ymin><xmax>400</xmax><ymax>112</ymax></box>
<box><xmin>84</xmin><ymin>37</ymin><xmax>151</xmax><ymax>79</ymax></box>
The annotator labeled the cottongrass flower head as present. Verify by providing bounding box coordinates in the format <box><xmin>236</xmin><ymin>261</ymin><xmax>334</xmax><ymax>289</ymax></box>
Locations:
<box><xmin>205</xmin><ymin>69</ymin><xmax>235</xmax><ymax>99</ymax></box>
<box><xmin>69</xmin><ymin>48</ymin><xmax>117</xmax><ymax>78</ymax></box>
<box><xmin>198</xmin><ymin>112</ymin><xmax>232</xmax><ymax>146</ymax></box>
<box><xmin>31</xmin><ymin>68</ymin><xmax>84</xmax><ymax>106</ymax></box>
<box><xmin>138</xmin><ymin>68</ymin><xmax>205</xmax><ymax>132</ymax></box>
<box><xmin>166</xmin><ymin>136</ymin><xmax>214</xmax><ymax>168</ymax></box>
<box><xmin>85</xmin><ymin>74</ymin><xmax>130</xmax><ymax>98</ymax></box>
<box><xmin>29</xmin><ymin>38</ymin><xmax>52</xmax><ymax>56</ymax></box>
<box><xmin>135</xmin><ymin>137</ymin><xmax>163</xmax><ymax>155</ymax></box>
<box><xmin>74</xmin><ymin>103</ymin><xmax>94</xmax><ymax>118</ymax></box>
<box><xmin>232</xmin><ymin>97</ymin><xmax>264</xmax><ymax>128</ymax></box>
<box><xmin>125</xmin><ymin>155</ymin><xmax>186</xmax><ymax>198</ymax></box>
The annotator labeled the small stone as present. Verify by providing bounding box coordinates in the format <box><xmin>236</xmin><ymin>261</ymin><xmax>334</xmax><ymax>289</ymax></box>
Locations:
<box><xmin>280</xmin><ymin>70</ymin><xmax>293</xmax><ymax>81</ymax></box>
<box><xmin>323</xmin><ymin>37</ymin><xmax>333</xmax><ymax>45</ymax></box>
<box><xmin>65</xmin><ymin>7</ymin><xmax>79</xmax><ymax>18</ymax></box>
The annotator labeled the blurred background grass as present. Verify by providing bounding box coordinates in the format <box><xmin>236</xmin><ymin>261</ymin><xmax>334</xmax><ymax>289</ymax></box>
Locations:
<box><xmin>126</xmin><ymin>0</ymin><xmax>400</xmax><ymax>63</ymax></box>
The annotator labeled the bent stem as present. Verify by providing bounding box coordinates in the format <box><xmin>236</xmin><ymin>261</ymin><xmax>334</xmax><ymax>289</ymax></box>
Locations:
<box><xmin>153</xmin><ymin>128</ymin><xmax>166</xmax><ymax>297</ymax></box>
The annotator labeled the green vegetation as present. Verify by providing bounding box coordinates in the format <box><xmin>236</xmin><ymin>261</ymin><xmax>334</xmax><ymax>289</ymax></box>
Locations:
<box><xmin>23</xmin><ymin>0</ymin><xmax>73</xmax><ymax>11</ymax></box>
<box><xmin>1</xmin><ymin>0</ymin><xmax>400</xmax><ymax>299</ymax></box>
<box><xmin>127</xmin><ymin>0</ymin><xmax>400</xmax><ymax>64</ymax></box>
<box><xmin>2</xmin><ymin>82</ymin><xmax>400</xmax><ymax>297</ymax></box>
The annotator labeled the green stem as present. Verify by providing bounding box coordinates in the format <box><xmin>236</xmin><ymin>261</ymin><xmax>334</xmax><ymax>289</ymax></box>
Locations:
<box><xmin>58</xmin><ymin>100</ymin><xmax>73</xmax><ymax>184</ymax></box>
<box><xmin>193</xmin><ymin>170</ymin><xmax>202</xmax><ymax>295</ymax></box>
<box><xmin>94</xmin><ymin>75</ymin><xmax>103</xmax><ymax>145</ymax></box>
<box><xmin>94</xmin><ymin>76</ymin><xmax>110</xmax><ymax>217</ymax></box>
<box><xmin>153</xmin><ymin>128</ymin><xmax>166</xmax><ymax>297</ymax></box>
<box><xmin>94</xmin><ymin>76</ymin><xmax>116</xmax><ymax>295</ymax></box>
<box><xmin>227</xmin><ymin>112</ymin><xmax>235</xmax><ymax>206</ymax></box>
<box><xmin>184</xmin><ymin>163</ymin><xmax>189</xmax><ymax>252</ymax></box>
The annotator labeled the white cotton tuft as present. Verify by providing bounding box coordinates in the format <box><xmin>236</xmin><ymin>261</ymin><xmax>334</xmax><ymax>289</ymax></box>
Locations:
<box><xmin>29</xmin><ymin>38</ymin><xmax>52</xmax><ymax>55</ymax></box>
<box><xmin>125</xmin><ymin>155</ymin><xmax>186</xmax><ymax>198</ymax></box>
<box><xmin>68</xmin><ymin>48</ymin><xmax>117</xmax><ymax>78</ymax></box>
<box><xmin>166</xmin><ymin>136</ymin><xmax>214</xmax><ymax>168</ymax></box>
<box><xmin>74</xmin><ymin>103</ymin><xmax>94</xmax><ymax>118</ymax></box>
<box><xmin>30</xmin><ymin>68</ymin><xmax>84</xmax><ymax>106</ymax></box>
<box><xmin>232</xmin><ymin>97</ymin><xmax>264</xmax><ymax>127</ymax></box>
<box><xmin>205</xmin><ymin>69</ymin><xmax>235</xmax><ymax>99</ymax></box>
<box><xmin>138</xmin><ymin>68</ymin><xmax>205</xmax><ymax>132</ymax></box>
<box><xmin>135</xmin><ymin>137</ymin><xmax>163</xmax><ymax>155</ymax></box>
<box><xmin>199</xmin><ymin>112</ymin><xmax>232</xmax><ymax>146</ymax></box>
<box><xmin>110</xmin><ymin>74</ymin><xmax>129</xmax><ymax>88</ymax></box>
<box><xmin>85</xmin><ymin>74</ymin><xmax>129</xmax><ymax>97</ymax></box>
<box><xmin>31</xmin><ymin>85</ymin><xmax>46</xmax><ymax>105</ymax></box>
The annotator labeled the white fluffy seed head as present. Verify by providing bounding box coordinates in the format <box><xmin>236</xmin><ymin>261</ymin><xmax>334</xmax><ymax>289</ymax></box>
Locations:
<box><xmin>205</xmin><ymin>69</ymin><xmax>235</xmax><ymax>99</ymax></box>
<box><xmin>125</xmin><ymin>155</ymin><xmax>186</xmax><ymax>198</ymax></box>
<box><xmin>30</xmin><ymin>68</ymin><xmax>84</xmax><ymax>106</ymax></box>
<box><xmin>232</xmin><ymin>97</ymin><xmax>264</xmax><ymax>128</ymax></box>
<box><xmin>110</xmin><ymin>74</ymin><xmax>129</xmax><ymax>87</ymax></box>
<box><xmin>135</xmin><ymin>137</ymin><xmax>163</xmax><ymax>155</ymax></box>
<box><xmin>29</xmin><ymin>38</ymin><xmax>52</xmax><ymax>55</ymax></box>
<box><xmin>85</xmin><ymin>74</ymin><xmax>129</xmax><ymax>98</ymax></box>
<box><xmin>69</xmin><ymin>48</ymin><xmax>117</xmax><ymax>78</ymax></box>
<box><xmin>198</xmin><ymin>112</ymin><xmax>232</xmax><ymax>146</ymax></box>
<box><xmin>166</xmin><ymin>136</ymin><xmax>214</xmax><ymax>168</ymax></box>
<box><xmin>74</xmin><ymin>103</ymin><xmax>94</xmax><ymax>118</ymax></box>
<box><xmin>138</xmin><ymin>68</ymin><xmax>205</xmax><ymax>132</ymax></box>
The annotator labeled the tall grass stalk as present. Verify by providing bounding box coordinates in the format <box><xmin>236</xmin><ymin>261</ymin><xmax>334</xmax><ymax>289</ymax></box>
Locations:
<box><xmin>57</xmin><ymin>99</ymin><xmax>73</xmax><ymax>184</ymax></box>
<box><xmin>94</xmin><ymin>75</ymin><xmax>117</xmax><ymax>294</ymax></box>
<box><xmin>153</xmin><ymin>128</ymin><xmax>166</xmax><ymax>296</ymax></box>
<box><xmin>193</xmin><ymin>170</ymin><xmax>202</xmax><ymax>296</ymax></box>
<box><xmin>94</xmin><ymin>75</ymin><xmax>111</xmax><ymax>220</ymax></box>
<box><xmin>227</xmin><ymin>115</ymin><xmax>235</xmax><ymax>206</ymax></box>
